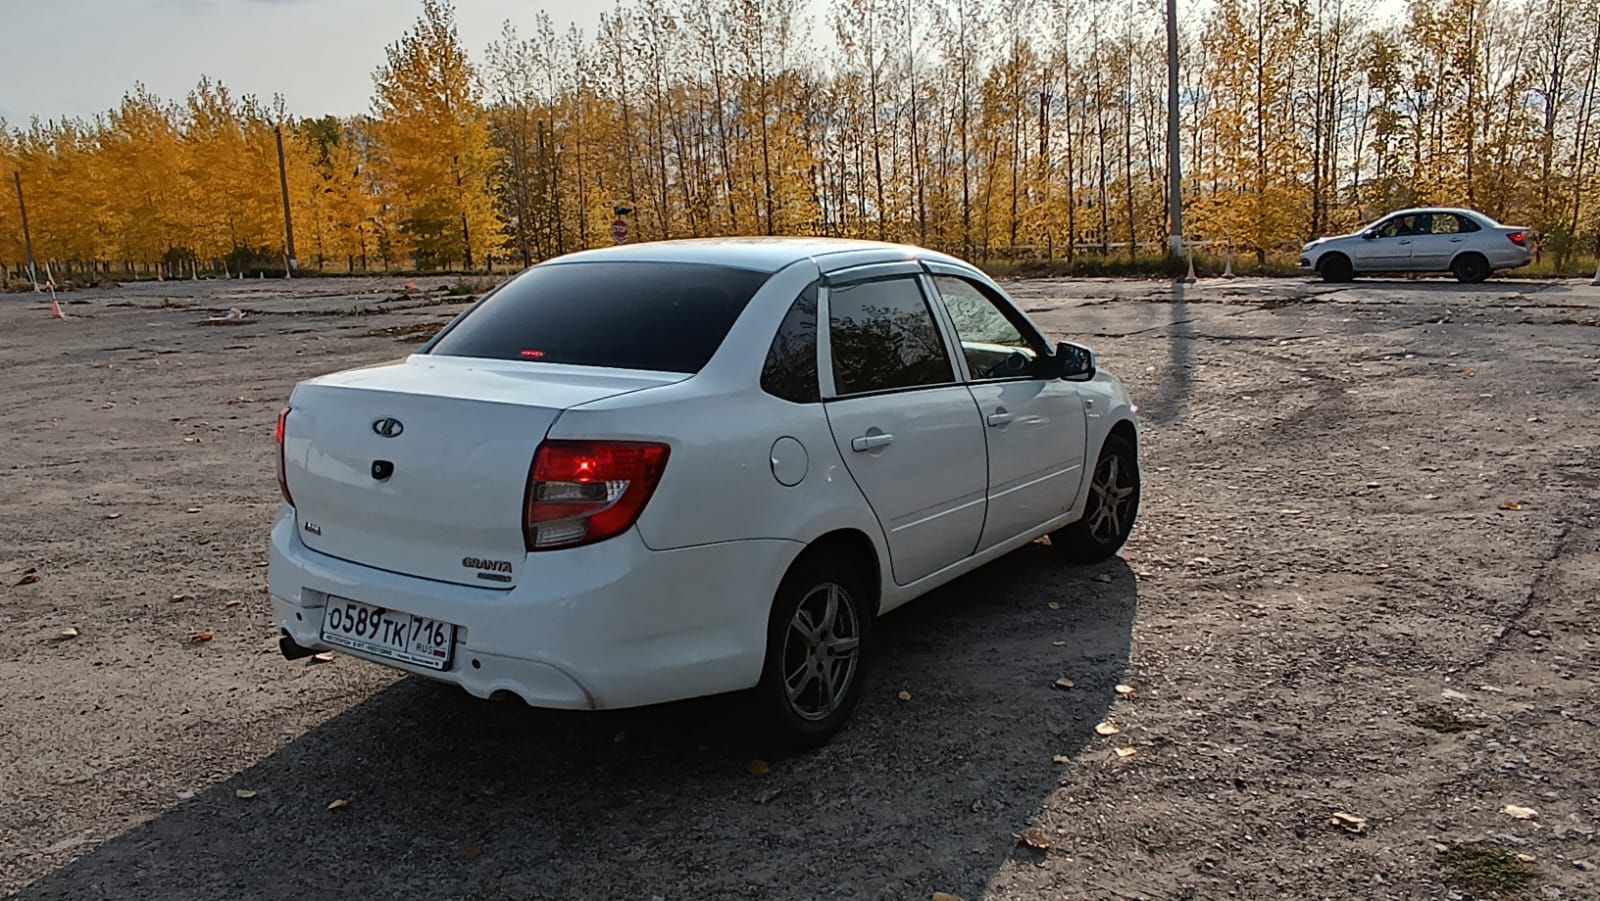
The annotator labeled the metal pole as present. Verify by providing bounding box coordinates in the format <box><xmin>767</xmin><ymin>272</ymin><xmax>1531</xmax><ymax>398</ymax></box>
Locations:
<box><xmin>274</xmin><ymin>124</ymin><xmax>297</xmax><ymax>273</ymax></box>
<box><xmin>1165</xmin><ymin>0</ymin><xmax>1183</xmax><ymax>259</ymax></box>
<box><xmin>13</xmin><ymin>171</ymin><xmax>37</xmax><ymax>284</ymax></box>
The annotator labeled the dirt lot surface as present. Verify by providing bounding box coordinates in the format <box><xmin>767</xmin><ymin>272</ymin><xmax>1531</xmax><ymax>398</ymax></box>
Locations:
<box><xmin>3</xmin><ymin>273</ymin><xmax>1598</xmax><ymax>900</ymax></box>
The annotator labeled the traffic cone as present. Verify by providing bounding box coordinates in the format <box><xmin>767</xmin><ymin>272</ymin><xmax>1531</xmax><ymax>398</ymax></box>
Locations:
<box><xmin>1222</xmin><ymin>251</ymin><xmax>1235</xmax><ymax>278</ymax></box>
<box><xmin>49</xmin><ymin>284</ymin><xmax>65</xmax><ymax>319</ymax></box>
<box><xmin>405</xmin><ymin>280</ymin><xmax>419</xmax><ymax>293</ymax></box>
<box><xmin>1591</xmin><ymin>259</ymin><xmax>1600</xmax><ymax>286</ymax></box>
<box><xmin>1182</xmin><ymin>250</ymin><xmax>1198</xmax><ymax>283</ymax></box>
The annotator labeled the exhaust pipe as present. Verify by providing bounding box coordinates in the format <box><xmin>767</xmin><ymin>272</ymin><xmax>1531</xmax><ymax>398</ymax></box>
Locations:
<box><xmin>279</xmin><ymin>631</ymin><xmax>319</xmax><ymax>661</ymax></box>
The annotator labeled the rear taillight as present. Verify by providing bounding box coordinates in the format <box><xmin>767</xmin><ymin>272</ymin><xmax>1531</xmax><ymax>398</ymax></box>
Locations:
<box><xmin>524</xmin><ymin>440</ymin><xmax>670</xmax><ymax>551</ymax></box>
<box><xmin>275</xmin><ymin>406</ymin><xmax>294</xmax><ymax>507</ymax></box>
<box><xmin>1507</xmin><ymin>231</ymin><xmax>1527</xmax><ymax>247</ymax></box>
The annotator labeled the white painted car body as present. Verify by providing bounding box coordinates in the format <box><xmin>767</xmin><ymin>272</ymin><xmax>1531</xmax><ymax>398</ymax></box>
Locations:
<box><xmin>1299</xmin><ymin>207</ymin><xmax>1531</xmax><ymax>280</ymax></box>
<box><xmin>269</xmin><ymin>238</ymin><xmax>1138</xmax><ymax>711</ymax></box>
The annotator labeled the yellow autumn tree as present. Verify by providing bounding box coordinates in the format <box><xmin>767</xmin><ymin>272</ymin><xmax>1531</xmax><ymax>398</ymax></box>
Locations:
<box><xmin>370</xmin><ymin>0</ymin><xmax>500</xmax><ymax>269</ymax></box>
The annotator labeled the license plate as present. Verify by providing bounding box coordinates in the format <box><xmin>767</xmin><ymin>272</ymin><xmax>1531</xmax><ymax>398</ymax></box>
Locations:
<box><xmin>319</xmin><ymin>597</ymin><xmax>455</xmax><ymax>671</ymax></box>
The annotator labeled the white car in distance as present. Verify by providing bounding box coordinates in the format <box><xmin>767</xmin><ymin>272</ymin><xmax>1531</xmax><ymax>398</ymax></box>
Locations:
<box><xmin>270</xmin><ymin>238</ymin><xmax>1140</xmax><ymax>745</ymax></box>
<box><xmin>1300</xmin><ymin>207</ymin><xmax>1532</xmax><ymax>283</ymax></box>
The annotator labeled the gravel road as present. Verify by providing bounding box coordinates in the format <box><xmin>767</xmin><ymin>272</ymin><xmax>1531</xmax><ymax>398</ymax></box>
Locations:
<box><xmin>2</xmin><ymin>274</ymin><xmax>1597</xmax><ymax>900</ymax></box>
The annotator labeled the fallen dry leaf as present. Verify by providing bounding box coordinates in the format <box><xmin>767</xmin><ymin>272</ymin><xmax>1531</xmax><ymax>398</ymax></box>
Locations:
<box><xmin>897</xmin><ymin>690</ymin><xmax>913</xmax><ymax>702</ymax></box>
<box><xmin>1329</xmin><ymin>811</ymin><xmax>1367</xmax><ymax>834</ymax></box>
<box><xmin>1054</xmin><ymin>677</ymin><xmax>1076</xmax><ymax>690</ymax></box>
<box><xmin>56</xmin><ymin>627</ymin><xmax>80</xmax><ymax>641</ymax></box>
<box><xmin>1115</xmin><ymin>684</ymin><xmax>1135</xmax><ymax>695</ymax></box>
<box><xmin>753</xmin><ymin>788</ymin><xmax>782</xmax><ymax>804</ymax></box>
<box><xmin>1094</xmin><ymin>721</ymin><xmax>1120</xmax><ymax>736</ymax></box>
<box><xmin>746</xmin><ymin>759</ymin><xmax>770</xmax><ymax>776</ymax></box>
<box><xmin>233</xmin><ymin>789</ymin><xmax>257</xmax><ymax>800</ymax></box>
<box><xmin>1047</xmin><ymin>601</ymin><xmax>1062</xmax><ymax>610</ymax></box>
<box><xmin>464</xmin><ymin>845</ymin><xmax>482</xmax><ymax>859</ymax></box>
<box><xmin>310</xmin><ymin>651</ymin><xmax>335</xmax><ymax>663</ymax></box>
<box><xmin>187</xmin><ymin>630</ymin><xmax>214</xmax><ymax>644</ymax></box>
<box><xmin>1515</xmin><ymin>853</ymin><xmax>1536</xmax><ymax>863</ymax></box>
<box><xmin>105</xmin><ymin>512</ymin><xmax>121</xmax><ymax>520</ymax></box>
<box><xmin>186</xmin><ymin>507</ymin><xmax>202</xmax><ymax>514</ymax></box>
<box><xmin>932</xmin><ymin>893</ymin><xmax>964</xmax><ymax>901</ymax></box>
<box><xmin>1051</xmin><ymin>754</ymin><xmax>1071</xmax><ymax>765</ymax></box>
<box><xmin>169</xmin><ymin>593</ymin><xmax>189</xmax><ymax>602</ymax></box>
<box><xmin>1114</xmin><ymin>746</ymin><xmax>1138</xmax><ymax>759</ymax></box>
<box><xmin>1095</xmin><ymin>572</ymin><xmax>1113</xmax><ymax>583</ymax></box>
<box><xmin>1502</xmin><ymin>804</ymin><xmax>1538</xmax><ymax>820</ymax></box>
<box><xmin>327</xmin><ymin>799</ymin><xmax>350</xmax><ymax>812</ymax></box>
<box><xmin>1498</xmin><ymin>501</ymin><xmax>1524</xmax><ymax>511</ymax></box>
<box><xmin>15</xmin><ymin>573</ymin><xmax>40</xmax><ymax>586</ymax></box>
<box><xmin>1462</xmin><ymin>370</ymin><xmax>1474</xmax><ymax>377</ymax></box>
<box><xmin>1051</xmin><ymin>640</ymin><xmax>1067</xmax><ymax>647</ymax></box>
<box><xmin>1014</xmin><ymin>828</ymin><xmax>1052</xmax><ymax>851</ymax></box>
<box><xmin>225</xmin><ymin>599</ymin><xmax>241</xmax><ymax>608</ymax></box>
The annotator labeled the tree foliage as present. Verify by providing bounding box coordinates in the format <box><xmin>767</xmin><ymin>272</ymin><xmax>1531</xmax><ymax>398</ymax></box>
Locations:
<box><xmin>4</xmin><ymin>0</ymin><xmax>1599</xmax><ymax>279</ymax></box>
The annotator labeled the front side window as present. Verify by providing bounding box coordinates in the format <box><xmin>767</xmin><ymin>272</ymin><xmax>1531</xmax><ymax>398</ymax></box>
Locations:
<box><xmin>932</xmin><ymin>275</ymin><xmax>1046</xmax><ymax>380</ymax></box>
<box><xmin>1378</xmin><ymin>214</ymin><xmax>1430</xmax><ymax>238</ymax></box>
<box><xmin>428</xmin><ymin>261</ymin><xmax>771</xmax><ymax>373</ymax></box>
<box><xmin>761</xmin><ymin>284</ymin><xmax>819</xmax><ymax>403</ymax></box>
<box><xmin>828</xmin><ymin>277</ymin><xmax>954</xmax><ymax>396</ymax></box>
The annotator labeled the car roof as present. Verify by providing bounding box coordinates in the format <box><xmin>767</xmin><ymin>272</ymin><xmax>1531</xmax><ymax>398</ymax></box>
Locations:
<box><xmin>540</xmin><ymin>236</ymin><xmax>969</xmax><ymax>274</ymax></box>
<box><xmin>1385</xmin><ymin>207</ymin><xmax>1495</xmax><ymax>221</ymax></box>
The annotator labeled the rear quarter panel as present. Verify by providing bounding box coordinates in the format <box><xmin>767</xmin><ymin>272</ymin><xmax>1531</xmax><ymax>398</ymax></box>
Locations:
<box><xmin>551</xmin><ymin>258</ymin><xmax>890</xmax><ymax>563</ymax></box>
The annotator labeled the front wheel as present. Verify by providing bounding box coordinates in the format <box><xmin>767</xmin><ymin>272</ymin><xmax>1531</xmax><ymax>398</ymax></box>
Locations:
<box><xmin>753</xmin><ymin>553</ymin><xmax>870</xmax><ymax>748</ymax></box>
<box><xmin>1053</xmin><ymin>433</ymin><xmax>1140</xmax><ymax>563</ymax></box>
<box><xmin>1319</xmin><ymin>253</ymin><xmax>1354</xmax><ymax>283</ymax></box>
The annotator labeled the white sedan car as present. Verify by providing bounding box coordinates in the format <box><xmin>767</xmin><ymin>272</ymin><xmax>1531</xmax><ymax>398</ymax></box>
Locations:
<box><xmin>270</xmin><ymin>238</ymin><xmax>1140</xmax><ymax>745</ymax></box>
<box><xmin>1300</xmin><ymin>207</ymin><xmax>1531</xmax><ymax>283</ymax></box>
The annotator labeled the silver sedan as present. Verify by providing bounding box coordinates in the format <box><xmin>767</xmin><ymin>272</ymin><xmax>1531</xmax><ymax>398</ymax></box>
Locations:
<box><xmin>1300</xmin><ymin>207</ymin><xmax>1532</xmax><ymax>283</ymax></box>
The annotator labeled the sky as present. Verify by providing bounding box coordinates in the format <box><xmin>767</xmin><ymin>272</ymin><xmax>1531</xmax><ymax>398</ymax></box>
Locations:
<box><xmin>0</xmin><ymin>0</ymin><xmax>607</xmax><ymax>125</ymax></box>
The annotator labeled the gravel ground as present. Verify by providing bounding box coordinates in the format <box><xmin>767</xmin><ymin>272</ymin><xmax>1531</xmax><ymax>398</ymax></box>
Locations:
<box><xmin>2</xmin><ymin>273</ymin><xmax>1597</xmax><ymax>900</ymax></box>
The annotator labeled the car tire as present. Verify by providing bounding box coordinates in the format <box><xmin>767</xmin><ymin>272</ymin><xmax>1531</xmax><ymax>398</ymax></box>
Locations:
<box><xmin>1451</xmin><ymin>253</ymin><xmax>1490</xmax><ymax>283</ymax></box>
<box><xmin>1318</xmin><ymin>253</ymin><xmax>1354</xmax><ymax>283</ymax></box>
<box><xmin>753</xmin><ymin>550</ymin><xmax>871</xmax><ymax>748</ymax></box>
<box><xmin>1053</xmin><ymin>433</ymin><xmax>1140</xmax><ymax>564</ymax></box>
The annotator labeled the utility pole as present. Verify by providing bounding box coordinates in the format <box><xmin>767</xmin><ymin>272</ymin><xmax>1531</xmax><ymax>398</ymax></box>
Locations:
<box><xmin>1165</xmin><ymin>0</ymin><xmax>1183</xmax><ymax>259</ymax></box>
<box><xmin>13</xmin><ymin>171</ymin><xmax>37</xmax><ymax>284</ymax></box>
<box><xmin>274</xmin><ymin>123</ymin><xmax>297</xmax><ymax>274</ymax></box>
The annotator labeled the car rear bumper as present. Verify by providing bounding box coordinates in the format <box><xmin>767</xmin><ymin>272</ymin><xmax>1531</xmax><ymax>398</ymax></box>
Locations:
<box><xmin>268</xmin><ymin>510</ymin><xmax>800</xmax><ymax>709</ymax></box>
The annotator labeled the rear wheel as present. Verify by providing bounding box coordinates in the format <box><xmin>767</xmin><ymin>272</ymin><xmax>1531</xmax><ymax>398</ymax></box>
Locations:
<box><xmin>753</xmin><ymin>552</ymin><xmax>870</xmax><ymax>748</ymax></box>
<box><xmin>1318</xmin><ymin>253</ymin><xmax>1354</xmax><ymax>283</ymax></box>
<box><xmin>1451</xmin><ymin>253</ymin><xmax>1490</xmax><ymax>283</ymax></box>
<box><xmin>1053</xmin><ymin>433</ymin><xmax>1140</xmax><ymax>564</ymax></box>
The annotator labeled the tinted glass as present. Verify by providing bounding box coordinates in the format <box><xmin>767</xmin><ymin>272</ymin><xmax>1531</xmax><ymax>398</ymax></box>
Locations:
<box><xmin>933</xmin><ymin>275</ymin><xmax>1043</xmax><ymax>380</ymax></box>
<box><xmin>828</xmin><ymin>277</ymin><xmax>954</xmax><ymax>395</ymax></box>
<box><xmin>428</xmin><ymin>262</ymin><xmax>770</xmax><ymax>373</ymax></box>
<box><xmin>761</xmin><ymin>284</ymin><xmax>820</xmax><ymax>403</ymax></box>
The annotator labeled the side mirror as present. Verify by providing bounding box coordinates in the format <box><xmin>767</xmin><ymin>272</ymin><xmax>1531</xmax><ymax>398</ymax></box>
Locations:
<box><xmin>1361</xmin><ymin>230</ymin><xmax>1378</xmax><ymax>240</ymax></box>
<box><xmin>1055</xmin><ymin>341</ymin><xmax>1096</xmax><ymax>381</ymax></box>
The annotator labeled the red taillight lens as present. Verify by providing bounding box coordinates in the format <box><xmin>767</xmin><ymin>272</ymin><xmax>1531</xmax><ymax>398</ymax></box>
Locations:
<box><xmin>275</xmin><ymin>406</ymin><xmax>294</xmax><ymax>507</ymax></box>
<box><xmin>524</xmin><ymin>440</ymin><xmax>670</xmax><ymax>551</ymax></box>
<box><xmin>1507</xmin><ymin>231</ymin><xmax>1527</xmax><ymax>247</ymax></box>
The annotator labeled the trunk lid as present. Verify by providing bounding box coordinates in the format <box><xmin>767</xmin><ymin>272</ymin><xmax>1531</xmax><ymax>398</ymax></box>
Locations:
<box><xmin>282</xmin><ymin>355</ymin><xmax>682</xmax><ymax>588</ymax></box>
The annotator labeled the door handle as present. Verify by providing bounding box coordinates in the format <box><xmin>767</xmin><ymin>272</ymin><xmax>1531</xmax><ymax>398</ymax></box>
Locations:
<box><xmin>850</xmin><ymin>433</ymin><xmax>894</xmax><ymax>452</ymax></box>
<box><xmin>1397</xmin><ymin>240</ymin><xmax>1412</xmax><ymax>245</ymax></box>
<box><xmin>986</xmin><ymin>411</ymin><xmax>1012</xmax><ymax>427</ymax></box>
<box><xmin>1449</xmin><ymin>237</ymin><xmax>1464</xmax><ymax>243</ymax></box>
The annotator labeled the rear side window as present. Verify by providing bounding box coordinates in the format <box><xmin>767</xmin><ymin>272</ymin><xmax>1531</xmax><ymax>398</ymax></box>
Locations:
<box><xmin>761</xmin><ymin>284</ymin><xmax>819</xmax><ymax>403</ymax></box>
<box><xmin>428</xmin><ymin>262</ymin><xmax>771</xmax><ymax>373</ymax></box>
<box><xmin>828</xmin><ymin>276</ymin><xmax>954</xmax><ymax>396</ymax></box>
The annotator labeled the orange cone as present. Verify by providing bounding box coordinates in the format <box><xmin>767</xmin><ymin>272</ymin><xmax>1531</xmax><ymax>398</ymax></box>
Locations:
<box><xmin>50</xmin><ymin>297</ymin><xmax>65</xmax><ymax>318</ymax></box>
<box><xmin>405</xmin><ymin>280</ymin><xmax>419</xmax><ymax>293</ymax></box>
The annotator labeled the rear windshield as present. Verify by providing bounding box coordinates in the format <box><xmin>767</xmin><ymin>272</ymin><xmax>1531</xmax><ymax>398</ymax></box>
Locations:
<box><xmin>428</xmin><ymin>261</ymin><xmax>771</xmax><ymax>373</ymax></box>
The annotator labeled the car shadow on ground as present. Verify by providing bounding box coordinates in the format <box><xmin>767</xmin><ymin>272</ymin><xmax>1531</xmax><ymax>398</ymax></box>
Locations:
<box><xmin>16</xmin><ymin>546</ymin><xmax>1136</xmax><ymax>901</ymax></box>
